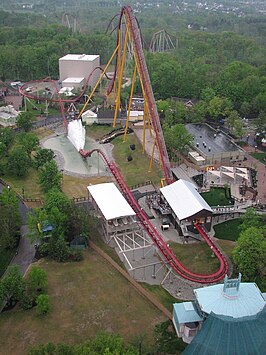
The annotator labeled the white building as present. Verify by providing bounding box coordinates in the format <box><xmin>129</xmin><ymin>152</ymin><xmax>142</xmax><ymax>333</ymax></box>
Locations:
<box><xmin>82</xmin><ymin>109</ymin><xmax>98</xmax><ymax>125</ymax></box>
<box><xmin>0</xmin><ymin>105</ymin><xmax>19</xmax><ymax>127</ymax></box>
<box><xmin>87</xmin><ymin>182</ymin><xmax>137</xmax><ymax>242</ymax></box>
<box><xmin>59</xmin><ymin>54</ymin><xmax>100</xmax><ymax>89</ymax></box>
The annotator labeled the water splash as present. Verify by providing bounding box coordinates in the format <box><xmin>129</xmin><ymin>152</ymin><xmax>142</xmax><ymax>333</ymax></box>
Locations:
<box><xmin>67</xmin><ymin>119</ymin><xmax>86</xmax><ymax>152</ymax></box>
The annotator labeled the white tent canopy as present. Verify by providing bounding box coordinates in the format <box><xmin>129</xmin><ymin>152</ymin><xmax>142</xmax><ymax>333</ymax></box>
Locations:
<box><xmin>87</xmin><ymin>183</ymin><xmax>136</xmax><ymax>220</ymax></box>
<box><xmin>160</xmin><ymin>179</ymin><xmax>213</xmax><ymax>221</ymax></box>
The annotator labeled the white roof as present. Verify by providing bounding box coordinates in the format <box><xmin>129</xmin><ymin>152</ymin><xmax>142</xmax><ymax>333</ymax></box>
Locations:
<box><xmin>87</xmin><ymin>183</ymin><xmax>135</xmax><ymax>220</ymax></box>
<box><xmin>60</xmin><ymin>54</ymin><xmax>99</xmax><ymax>61</ymax></box>
<box><xmin>195</xmin><ymin>283</ymin><xmax>266</xmax><ymax>318</ymax></box>
<box><xmin>82</xmin><ymin>109</ymin><xmax>97</xmax><ymax>118</ymax></box>
<box><xmin>62</xmin><ymin>77</ymin><xmax>85</xmax><ymax>83</ymax></box>
<box><xmin>160</xmin><ymin>179</ymin><xmax>212</xmax><ymax>220</ymax></box>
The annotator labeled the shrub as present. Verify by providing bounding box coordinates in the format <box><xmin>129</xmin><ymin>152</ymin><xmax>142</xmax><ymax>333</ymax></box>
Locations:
<box><xmin>36</xmin><ymin>294</ymin><xmax>50</xmax><ymax>315</ymax></box>
<box><xmin>69</xmin><ymin>250</ymin><xmax>83</xmax><ymax>262</ymax></box>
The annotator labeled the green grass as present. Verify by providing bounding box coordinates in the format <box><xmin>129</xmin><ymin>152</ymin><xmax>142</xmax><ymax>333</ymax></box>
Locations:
<box><xmin>0</xmin><ymin>251</ymin><xmax>167</xmax><ymax>355</ymax></box>
<box><xmin>141</xmin><ymin>284</ymin><xmax>181</xmax><ymax>312</ymax></box>
<box><xmin>112</xmin><ymin>135</ymin><xmax>162</xmax><ymax>187</ymax></box>
<box><xmin>214</xmin><ymin>219</ymin><xmax>241</xmax><ymax>241</ymax></box>
<box><xmin>25</xmin><ymin>100</ymin><xmax>60</xmax><ymax>117</ymax></box>
<box><xmin>216</xmin><ymin>239</ymin><xmax>236</xmax><ymax>262</ymax></box>
<box><xmin>86</xmin><ymin>124</ymin><xmax>112</xmax><ymax>140</ymax></box>
<box><xmin>87</xmin><ymin>125</ymin><xmax>163</xmax><ymax>187</ymax></box>
<box><xmin>169</xmin><ymin>241</ymin><xmax>220</xmax><ymax>275</ymax></box>
<box><xmin>201</xmin><ymin>187</ymin><xmax>233</xmax><ymax>206</ymax></box>
<box><xmin>1</xmin><ymin>168</ymin><xmax>42</xmax><ymax>200</ymax></box>
<box><xmin>0</xmin><ymin>246</ymin><xmax>16</xmax><ymax>278</ymax></box>
<box><xmin>251</xmin><ymin>152</ymin><xmax>266</xmax><ymax>165</ymax></box>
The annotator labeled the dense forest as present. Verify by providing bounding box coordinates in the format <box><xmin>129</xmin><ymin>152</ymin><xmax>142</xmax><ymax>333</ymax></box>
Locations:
<box><xmin>0</xmin><ymin>4</ymin><xmax>265</xmax><ymax>123</ymax></box>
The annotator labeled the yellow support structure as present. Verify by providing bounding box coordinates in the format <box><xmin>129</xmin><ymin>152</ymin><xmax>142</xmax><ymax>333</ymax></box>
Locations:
<box><xmin>113</xmin><ymin>28</ymin><xmax>129</xmax><ymax>127</ymax></box>
<box><xmin>142</xmin><ymin>100</ymin><xmax>148</xmax><ymax>154</ymax></box>
<box><xmin>148</xmin><ymin>139</ymin><xmax>157</xmax><ymax>172</ymax></box>
<box><xmin>124</xmin><ymin>63</ymin><xmax>137</xmax><ymax>142</ymax></box>
<box><xmin>78</xmin><ymin>45</ymin><xmax>119</xmax><ymax>119</ymax></box>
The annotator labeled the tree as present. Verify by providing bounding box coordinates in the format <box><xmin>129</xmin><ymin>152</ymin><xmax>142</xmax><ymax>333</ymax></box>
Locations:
<box><xmin>0</xmin><ymin>265</ymin><xmax>25</xmax><ymax>305</ymax></box>
<box><xmin>207</xmin><ymin>96</ymin><xmax>233</xmax><ymax>122</ymax></box>
<box><xmin>154</xmin><ymin>320</ymin><xmax>186</xmax><ymax>354</ymax></box>
<box><xmin>225</xmin><ymin>110</ymin><xmax>244</xmax><ymax>138</ymax></box>
<box><xmin>34</xmin><ymin>148</ymin><xmax>55</xmax><ymax>169</ymax></box>
<box><xmin>16</xmin><ymin>132</ymin><xmax>39</xmax><ymax>158</ymax></box>
<box><xmin>0</xmin><ymin>187</ymin><xmax>21</xmax><ymax>249</ymax></box>
<box><xmin>254</xmin><ymin>111</ymin><xmax>266</xmax><ymax>132</ymax></box>
<box><xmin>45</xmin><ymin>235</ymin><xmax>70</xmax><ymax>262</ymax></box>
<box><xmin>36</xmin><ymin>294</ymin><xmax>50</xmax><ymax>315</ymax></box>
<box><xmin>38</xmin><ymin>160</ymin><xmax>62</xmax><ymax>193</ymax></box>
<box><xmin>44</xmin><ymin>188</ymin><xmax>70</xmax><ymax>233</ymax></box>
<box><xmin>64</xmin><ymin>201</ymin><xmax>90</xmax><ymax>242</ymax></box>
<box><xmin>163</xmin><ymin>124</ymin><xmax>193</xmax><ymax>158</ymax></box>
<box><xmin>27</xmin><ymin>266</ymin><xmax>48</xmax><ymax>293</ymax></box>
<box><xmin>16</xmin><ymin>111</ymin><xmax>34</xmax><ymax>132</ymax></box>
<box><xmin>0</xmin><ymin>127</ymin><xmax>14</xmax><ymax>157</ymax></box>
<box><xmin>233</xmin><ymin>227</ymin><xmax>266</xmax><ymax>281</ymax></box>
<box><xmin>238</xmin><ymin>208</ymin><xmax>261</xmax><ymax>233</ymax></box>
<box><xmin>27</xmin><ymin>207</ymin><xmax>49</xmax><ymax>243</ymax></box>
<box><xmin>7</xmin><ymin>147</ymin><xmax>31</xmax><ymax>177</ymax></box>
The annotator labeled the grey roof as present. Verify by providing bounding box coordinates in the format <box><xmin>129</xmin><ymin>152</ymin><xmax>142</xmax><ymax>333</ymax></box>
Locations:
<box><xmin>160</xmin><ymin>179</ymin><xmax>212</xmax><ymax>220</ymax></box>
<box><xmin>186</xmin><ymin>123</ymin><xmax>242</xmax><ymax>154</ymax></box>
<box><xmin>173</xmin><ymin>302</ymin><xmax>203</xmax><ymax>324</ymax></box>
<box><xmin>195</xmin><ymin>282</ymin><xmax>266</xmax><ymax>318</ymax></box>
<box><xmin>182</xmin><ymin>307</ymin><xmax>266</xmax><ymax>355</ymax></box>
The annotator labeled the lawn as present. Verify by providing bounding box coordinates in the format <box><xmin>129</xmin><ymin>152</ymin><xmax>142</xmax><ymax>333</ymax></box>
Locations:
<box><xmin>62</xmin><ymin>174</ymin><xmax>112</xmax><ymax>199</ymax></box>
<box><xmin>112</xmin><ymin>135</ymin><xmax>163</xmax><ymax>187</ymax></box>
<box><xmin>141</xmin><ymin>284</ymin><xmax>182</xmax><ymax>312</ymax></box>
<box><xmin>86</xmin><ymin>124</ymin><xmax>112</xmax><ymax>140</ymax></box>
<box><xmin>251</xmin><ymin>152</ymin><xmax>266</xmax><ymax>165</ymax></box>
<box><xmin>216</xmin><ymin>239</ymin><xmax>236</xmax><ymax>262</ymax></box>
<box><xmin>213</xmin><ymin>219</ymin><xmax>241</xmax><ymax>241</ymax></box>
<box><xmin>0</xmin><ymin>250</ymin><xmax>167</xmax><ymax>355</ymax></box>
<box><xmin>169</xmin><ymin>241</ymin><xmax>220</xmax><ymax>275</ymax></box>
<box><xmin>201</xmin><ymin>187</ymin><xmax>233</xmax><ymax>206</ymax></box>
<box><xmin>87</xmin><ymin>125</ymin><xmax>163</xmax><ymax>187</ymax></box>
<box><xmin>1</xmin><ymin>168</ymin><xmax>42</xmax><ymax>200</ymax></box>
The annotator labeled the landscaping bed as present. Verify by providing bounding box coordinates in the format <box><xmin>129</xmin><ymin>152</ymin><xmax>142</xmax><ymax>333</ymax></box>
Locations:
<box><xmin>201</xmin><ymin>187</ymin><xmax>234</xmax><ymax>206</ymax></box>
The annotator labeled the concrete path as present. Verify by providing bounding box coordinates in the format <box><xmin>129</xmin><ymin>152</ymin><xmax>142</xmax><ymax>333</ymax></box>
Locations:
<box><xmin>0</xmin><ymin>181</ymin><xmax>35</xmax><ymax>277</ymax></box>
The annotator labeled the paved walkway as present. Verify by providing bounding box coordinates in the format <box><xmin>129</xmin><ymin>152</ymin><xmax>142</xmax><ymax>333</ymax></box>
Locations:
<box><xmin>233</xmin><ymin>145</ymin><xmax>266</xmax><ymax>204</ymax></box>
<box><xmin>0</xmin><ymin>182</ymin><xmax>35</xmax><ymax>278</ymax></box>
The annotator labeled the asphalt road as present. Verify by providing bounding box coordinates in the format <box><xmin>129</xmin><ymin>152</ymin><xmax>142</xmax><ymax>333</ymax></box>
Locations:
<box><xmin>0</xmin><ymin>182</ymin><xmax>35</xmax><ymax>276</ymax></box>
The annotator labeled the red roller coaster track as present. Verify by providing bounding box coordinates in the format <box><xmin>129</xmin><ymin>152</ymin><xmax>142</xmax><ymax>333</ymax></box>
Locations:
<box><xmin>20</xmin><ymin>5</ymin><xmax>229</xmax><ymax>283</ymax></box>
<box><xmin>80</xmin><ymin>149</ymin><xmax>229</xmax><ymax>283</ymax></box>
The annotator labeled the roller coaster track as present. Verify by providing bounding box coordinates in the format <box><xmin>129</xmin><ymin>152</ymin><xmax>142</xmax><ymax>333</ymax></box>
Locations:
<box><xmin>19</xmin><ymin>67</ymin><xmax>112</xmax><ymax>105</ymax></box>
<box><xmin>80</xmin><ymin>148</ymin><xmax>229</xmax><ymax>283</ymax></box>
<box><xmin>19</xmin><ymin>5</ymin><xmax>228</xmax><ymax>283</ymax></box>
<box><xmin>122</xmin><ymin>6</ymin><xmax>173</xmax><ymax>184</ymax></box>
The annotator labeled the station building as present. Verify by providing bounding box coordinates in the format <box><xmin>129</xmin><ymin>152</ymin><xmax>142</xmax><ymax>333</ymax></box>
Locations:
<box><xmin>186</xmin><ymin>123</ymin><xmax>245</xmax><ymax>166</ymax></box>
<box><xmin>160</xmin><ymin>179</ymin><xmax>213</xmax><ymax>236</ymax></box>
<box><xmin>59</xmin><ymin>54</ymin><xmax>100</xmax><ymax>89</ymax></box>
<box><xmin>173</xmin><ymin>274</ymin><xmax>266</xmax><ymax>353</ymax></box>
<box><xmin>87</xmin><ymin>182</ymin><xmax>137</xmax><ymax>242</ymax></box>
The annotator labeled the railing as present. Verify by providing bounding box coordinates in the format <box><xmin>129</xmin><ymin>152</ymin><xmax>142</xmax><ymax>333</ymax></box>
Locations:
<box><xmin>81</xmin><ymin>148</ymin><xmax>229</xmax><ymax>283</ymax></box>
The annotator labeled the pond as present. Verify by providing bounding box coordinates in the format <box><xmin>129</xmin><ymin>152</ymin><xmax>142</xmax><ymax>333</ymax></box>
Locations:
<box><xmin>43</xmin><ymin>135</ymin><xmax>108</xmax><ymax>176</ymax></box>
